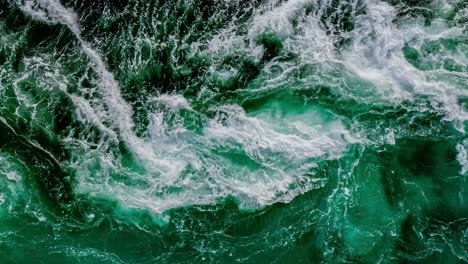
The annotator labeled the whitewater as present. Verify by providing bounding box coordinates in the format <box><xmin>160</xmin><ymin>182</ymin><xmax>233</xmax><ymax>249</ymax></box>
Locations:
<box><xmin>0</xmin><ymin>0</ymin><xmax>467</xmax><ymax>262</ymax></box>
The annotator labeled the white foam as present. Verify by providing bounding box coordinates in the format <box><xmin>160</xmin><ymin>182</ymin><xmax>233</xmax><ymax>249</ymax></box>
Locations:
<box><xmin>249</xmin><ymin>0</ymin><xmax>313</xmax><ymax>37</ymax></box>
<box><xmin>16</xmin><ymin>0</ymin><xmax>467</xmax><ymax>216</ymax></box>
<box><xmin>343</xmin><ymin>0</ymin><xmax>468</xmax><ymax>125</ymax></box>
<box><xmin>0</xmin><ymin>154</ymin><xmax>26</xmax><ymax>213</ymax></box>
<box><xmin>18</xmin><ymin>0</ymin><xmax>173</xmax><ymax>174</ymax></box>
<box><xmin>70</xmin><ymin>95</ymin><xmax>354</xmax><ymax>214</ymax></box>
<box><xmin>457</xmin><ymin>142</ymin><xmax>468</xmax><ymax>175</ymax></box>
<box><xmin>153</xmin><ymin>94</ymin><xmax>192</xmax><ymax>111</ymax></box>
<box><xmin>20</xmin><ymin>0</ymin><xmax>80</xmax><ymax>34</ymax></box>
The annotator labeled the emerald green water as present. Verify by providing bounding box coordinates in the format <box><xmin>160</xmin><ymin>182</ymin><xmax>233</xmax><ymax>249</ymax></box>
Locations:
<box><xmin>0</xmin><ymin>0</ymin><xmax>467</xmax><ymax>263</ymax></box>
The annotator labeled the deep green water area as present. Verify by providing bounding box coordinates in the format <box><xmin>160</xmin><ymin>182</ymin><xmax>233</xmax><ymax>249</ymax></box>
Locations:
<box><xmin>0</xmin><ymin>0</ymin><xmax>467</xmax><ymax>263</ymax></box>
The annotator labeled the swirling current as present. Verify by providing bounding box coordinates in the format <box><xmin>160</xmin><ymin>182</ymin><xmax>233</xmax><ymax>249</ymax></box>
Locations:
<box><xmin>0</xmin><ymin>0</ymin><xmax>467</xmax><ymax>263</ymax></box>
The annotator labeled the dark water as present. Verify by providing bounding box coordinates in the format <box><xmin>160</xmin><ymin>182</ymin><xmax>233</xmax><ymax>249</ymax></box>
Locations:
<box><xmin>0</xmin><ymin>0</ymin><xmax>467</xmax><ymax>262</ymax></box>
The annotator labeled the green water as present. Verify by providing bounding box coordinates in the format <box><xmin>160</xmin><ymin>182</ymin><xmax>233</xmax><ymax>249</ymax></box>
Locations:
<box><xmin>0</xmin><ymin>0</ymin><xmax>467</xmax><ymax>262</ymax></box>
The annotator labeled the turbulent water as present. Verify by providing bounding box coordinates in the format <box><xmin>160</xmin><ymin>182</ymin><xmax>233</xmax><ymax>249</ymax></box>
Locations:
<box><xmin>0</xmin><ymin>0</ymin><xmax>467</xmax><ymax>262</ymax></box>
